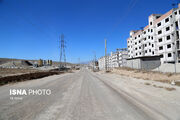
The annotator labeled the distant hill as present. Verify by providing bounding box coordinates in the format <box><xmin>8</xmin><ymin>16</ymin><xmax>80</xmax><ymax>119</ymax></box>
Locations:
<box><xmin>0</xmin><ymin>58</ymin><xmax>75</xmax><ymax>67</ymax></box>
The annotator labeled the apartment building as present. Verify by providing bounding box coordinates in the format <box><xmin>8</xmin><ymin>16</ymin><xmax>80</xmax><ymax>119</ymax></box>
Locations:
<box><xmin>98</xmin><ymin>49</ymin><xmax>128</xmax><ymax>70</ymax></box>
<box><xmin>127</xmin><ymin>4</ymin><xmax>180</xmax><ymax>63</ymax></box>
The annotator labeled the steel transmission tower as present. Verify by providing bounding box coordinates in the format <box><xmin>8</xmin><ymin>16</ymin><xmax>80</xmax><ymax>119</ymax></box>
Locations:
<box><xmin>59</xmin><ymin>34</ymin><xmax>66</xmax><ymax>68</ymax></box>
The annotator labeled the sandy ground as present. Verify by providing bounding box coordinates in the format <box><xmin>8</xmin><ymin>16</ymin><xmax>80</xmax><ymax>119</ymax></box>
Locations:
<box><xmin>96</xmin><ymin>71</ymin><xmax>180</xmax><ymax>120</ymax></box>
<box><xmin>0</xmin><ymin>69</ymin><xmax>180</xmax><ymax>120</ymax></box>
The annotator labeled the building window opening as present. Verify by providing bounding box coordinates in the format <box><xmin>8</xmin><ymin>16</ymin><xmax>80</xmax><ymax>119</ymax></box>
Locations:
<box><xmin>168</xmin><ymin>53</ymin><xmax>172</xmax><ymax>57</ymax></box>
<box><xmin>166</xmin><ymin>26</ymin><xmax>170</xmax><ymax>31</ymax></box>
<box><xmin>175</xmin><ymin>21</ymin><xmax>179</xmax><ymax>30</ymax></box>
<box><xmin>167</xmin><ymin>44</ymin><xmax>171</xmax><ymax>48</ymax></box>
<box><xmin>166</xmin><ymin>35</ymin><xmax>171</xmax><ymax>40</ymax></box>
<box><xmin>159</xmin><ymin>46</ymin><xmax>163</xmax><ymax>50</ymax></box>
<box><xmin>158</xmin><ymin>30</ymin><xmax>162</xmax><ymax>35</ymax></box>
<box><xmin>165</xmin><ymin>18</ymin><xmax>169</xmax><ymax>23</ymax></box>
<box><xmin>158</xmin><ymin>38</ymin><xmax>162</xmax><ymax>42</ymax></box>
<box><xmin>157</xmin><ymin>22</ymin><xmax>161</xmax><ymax>27</ymax></box>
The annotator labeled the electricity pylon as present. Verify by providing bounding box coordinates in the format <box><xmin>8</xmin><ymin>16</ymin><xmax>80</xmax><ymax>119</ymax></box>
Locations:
<box><xmin>59</xmin><ymin>34</ymin><xmax>66</xmax><ymax>68</ymax></box>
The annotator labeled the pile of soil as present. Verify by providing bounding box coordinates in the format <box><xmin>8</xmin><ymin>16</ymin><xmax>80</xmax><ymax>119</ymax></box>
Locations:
<box><xmin>0</xmin><ymin>71</ymin><xmax>63</xmax><ymax>86</ymax></box>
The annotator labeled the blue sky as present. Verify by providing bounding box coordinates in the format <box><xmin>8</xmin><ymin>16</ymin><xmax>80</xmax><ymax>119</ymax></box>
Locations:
<box><xmin>0</xmin><ymin>0</ymin><xmax>178</xmax><ymax>63</ymax></box>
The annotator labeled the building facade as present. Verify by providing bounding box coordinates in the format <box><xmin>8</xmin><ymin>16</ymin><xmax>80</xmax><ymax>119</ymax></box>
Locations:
<box><xmin>127</xmin><ymin>4</ymin><xmax>180</xmax><ymax>63</ymax></box>
<box><xmin>98</xmin><ymin>49</ymin><xmax>128</xmax><ymax>70</ymax></box>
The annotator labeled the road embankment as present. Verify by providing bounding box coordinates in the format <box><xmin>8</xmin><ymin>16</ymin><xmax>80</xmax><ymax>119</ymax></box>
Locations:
<box><xmin>0</xmin><ymin>71</ymin><xmax>64</xmax><ymax>86</ymax></box>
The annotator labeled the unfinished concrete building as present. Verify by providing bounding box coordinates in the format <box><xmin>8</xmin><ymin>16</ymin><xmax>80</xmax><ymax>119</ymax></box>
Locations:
<box><xmin>98</xmin><ymin>48</ymin><xmax>128</xmax><ymax>70</ymax></box>
<box><xmin>127</xmin><ymin>4</ymin><xmax>180</xmax><ymax>64</ymax></box>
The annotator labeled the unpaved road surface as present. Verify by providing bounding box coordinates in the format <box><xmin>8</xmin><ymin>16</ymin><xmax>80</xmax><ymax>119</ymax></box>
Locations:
<box><xmin>0</xmin><ymin>69</ymin><xmax>178</xmax><ymax>120</ymax></box>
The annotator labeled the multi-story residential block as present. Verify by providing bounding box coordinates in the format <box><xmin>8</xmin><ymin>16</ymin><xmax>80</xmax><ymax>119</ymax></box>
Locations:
<box><xmin>127</xmin><ymin>4</ymin><xmax>180</xmax><ymax>63</ymax></box>
<box><xmin>98</xmin><ymin>48</ymin><xmax>128</xmax><ymax>70</ymax></box>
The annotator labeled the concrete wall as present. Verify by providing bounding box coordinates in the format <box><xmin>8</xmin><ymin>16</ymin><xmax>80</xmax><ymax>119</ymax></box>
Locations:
<box><xmin>126</xmin><ymin>59</ymin><xmax>141</xmax><ymax>69</ymax></box>
<box><xmin>153</xmin><ymin>63</ymin><xmax>180</xmax><ymax>73</ymax></box>
<box><xmin>141</xmin><ymin>58</ymin><xmax>161</xmax><ymax>70</ymax></box>
<box><xmin>126</xmin><ymin>58</ymin><xmax>161</xmax><ymax>70</ymax></box>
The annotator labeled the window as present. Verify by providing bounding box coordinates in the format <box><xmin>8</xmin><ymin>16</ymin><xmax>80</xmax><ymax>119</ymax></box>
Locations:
<box><xmin>158</xmin><ymin>30</ymin><xmax>162</xmax><ymax>34</ymax></box>
<box><xmin>166</xmin><ymin>26</ymin><xmax>170</xmax><ymax>31</ymax></box>
<box><xmin>175</xmin><ymin>21</ymin><xmax>178</xmax><ymax>30</ymax></box>
<box><xmin>165</xmin><ymin>18</ymin><xmax>169</xmax><ymax>23</ymax></box>
<box><xmin>152</xmin><ymin>44</ymin><xmax>154</xmax><ymax>47</ymax></box>
<box><xmin>135</xmin><ymin>37</ymin><xmax>137</xmax><ymax>39</ymax></box>
<box><xmin>149</xmin><ymin>49</ymin><xmax>151</xmax><ymax>52</ymax></box>
<box><xmin>148</xmin><ymin>29</ymin><xmax>150</xmax><ymax>32</ymax></box>
<box><xmin>148</xmin><ymin>36</ymin><xmax>150</xmax><ymax>39</ymax></box>
<box><xmin>166</xmin><ymin>35</ymin><xmax>171</xmax><ymax>40</ymax></box>
<box><xmin>139</xmin><ymin>41</ymin><xmax>141</xmax><ymax>43</ymax></box>
<box><xmin>135</xmin><ymin>42</ymin><xmax>137</xmax><ymax>45</ymax></box>
<box><xmin>139</xmin><ymin>52</ymin><xmax>141</xmax><ymax>55</ymax></box>
<box><xmin>157</xmin><ymin>22</ymin><xmax>161</xmax><ymax>27</ymax></box>
<box><xmin>151</xmin><ymin>29</ymin><xmax>153</xmax><ymax>32</ymax></box>
<box><xmin>158</xmin><ymin>38</ymin><xmax>162</xmax><ymax>42</ymax></box>
<box><xmin>145</xmin><ymin>44</ymin><xmax>147</xmax><ymax>47</ymax></box>
<box><xmin>150</xmin><ymin>22</ymin><xmax>152</xmax><ymax>25</ymax></box>
<box><xmin>151</xmin><ymin>36</ymin><xmax>153</xmax><ymax>40</ymax></box>
<box><xmin>159</xmin><ymin>46</ymin><xmax>163</xmax><ymax>50</ymax></box>
<box><xmin>167</xmin><ymin>44</ymin><xmax>171</xmax><ymax>48</ymax></box>
<box><xmin>144</xmin><ymin>37</ymin><xmax>146</xmax><ymax>40</ymax></box>
<box><xmin>168</xmin><ymin>53</ymin><xmax>172</xmax><ymax>57</ymax></box>
<box><xmin>179</xmin><ymin>10</ymin><xmax>180</xmax><ymax>14</ymax></box>
<box><xmin>175</xmin><ymin>11</ymin><xmax>177</xmax><ymax>15</ymax></box>
<box><xmin>138</xmin><ymin>35</ymin><xmax>140</xmax><ymax>37</ymax></box>
<box><xmin>152</xmin><ymin>51</ymin><xmax>154</xmax><ymax>55</ymax></box>
<box><xmin>149</xmin><ymin>43</ymin><xmax>151</xmax><ymax>46</ymax></box>
<box><xmin>156</xmin><ymin>16</ymin><xmax>160</xmax><ymax>19</ymax></box>
<box><xmin>144</xmin><ymin>31</ymin><xmax>146</xmax><ymax>34</ymax></box>
<box><xmin>139</xmin><ymin>47</ymin><xmax>141</xmax><ymax>49</ymax></box>
<box><xmin>145</xmin><ymin>50</ymin><xmax>147</xmax><ymax>53</ymax></box>
<box><xmin>136</xmin><ymin>53</ymin><xmax>138</xmax><ymax>56</ymax></box>
<box><xmin>135</xmin><ymin>48</ymin><xmax>137</xmax><ymax>50</ymax></box>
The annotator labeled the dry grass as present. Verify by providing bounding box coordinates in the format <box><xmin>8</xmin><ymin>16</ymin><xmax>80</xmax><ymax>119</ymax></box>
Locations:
<box><xmin>175</xmin><ymin>81</ymin><xmax>180</xmax><ymax>86</ymax></box>
<box><xmin>144</xmin><ymin>82</ymin><xmax>151</xmax><ymax>85</ymax></box>
<box><xmin>152</xmin><ymin>84</ymin><xmax>176</xmax><ymax>91</ymax></box>
<box><xmin>153</xmin><ymin>84</ymin><xmax>163</xmax><ymax>88</ymax></box>
<box><xmin>105</xmin><ymin>70</ymin><xmax>111</xmax><ymax>73</ymax></box>
<box><xmin>112</xmin><ymin>67</ymin><xmax>180</xmax><ymax>85</ymax></box>
<box><xmin>164</xmin><ymin>87</ymin><xmax>176</xmax><ymax>91</ymax></box>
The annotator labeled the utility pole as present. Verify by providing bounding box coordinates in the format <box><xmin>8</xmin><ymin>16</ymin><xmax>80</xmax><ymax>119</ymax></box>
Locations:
<box><xmin>93</xmin><ymin>51</ymin><xmax>96</xmax><ymax>71</ymax></box>
<box><xmin>105</xmin><ymin>39</ymin><xmax>107</xmax><ymax>71</ymax></box>
<box><xmin>116</xmin><ymin>48</ymin><xmax>120</xmax><ymax>67</ymax></box>
<box><xmin>59</xmin><ymin>34</ymin><xmax>66</xmax><ymax>69</ymax></box>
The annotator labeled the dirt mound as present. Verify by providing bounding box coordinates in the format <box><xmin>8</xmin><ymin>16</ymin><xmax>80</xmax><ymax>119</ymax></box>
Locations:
<box><xmin>0</xmin><ymin>71</ymin><xmax>63</xmax><ymax>86</ymax></box>
<box><xmin>0</xmin><ymin>60</ymin><xmax>33</xmax><ymax>68</ymax></box>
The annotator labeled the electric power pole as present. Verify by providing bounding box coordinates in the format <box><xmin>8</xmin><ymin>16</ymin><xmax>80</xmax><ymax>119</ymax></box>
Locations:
<box><xmin>105</xmin><ymin>39</ymin><xmax>107</xmax><ymax>71</ymax></box>
<box><xmin>59</xmin><ymin>34</ymin><xmax>66</xmax><ymax>69</ymax></box>
<box><xmin>116</xmin><ymin>48</ymin><xmax>120</xmax><ymax>67</ymax></box>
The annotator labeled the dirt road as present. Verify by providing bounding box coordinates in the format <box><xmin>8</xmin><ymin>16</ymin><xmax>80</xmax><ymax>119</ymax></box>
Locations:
<box><xmin>0</xmin><ymin>69</ymin><xmax>178</xmax><ymax>120</ymax></box>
